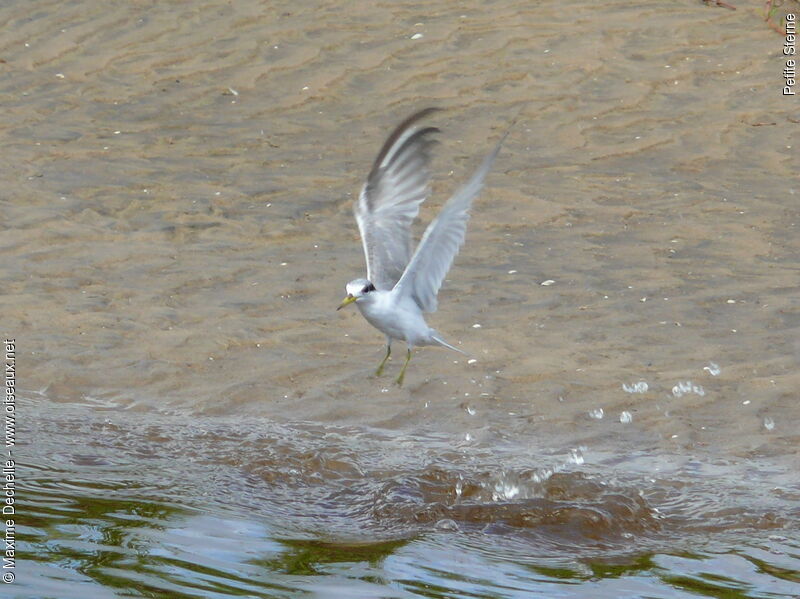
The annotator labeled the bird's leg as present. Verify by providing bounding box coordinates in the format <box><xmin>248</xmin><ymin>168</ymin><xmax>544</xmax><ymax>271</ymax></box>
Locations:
<box><xmin>395</xmin><ymin>348</ymin><xmax>412</xmax><ymax>386</ymax></box>
<box><xmin>375</xmin><ymin>341</ymin><xmax>391</xmax><ymax>376</ymax></box>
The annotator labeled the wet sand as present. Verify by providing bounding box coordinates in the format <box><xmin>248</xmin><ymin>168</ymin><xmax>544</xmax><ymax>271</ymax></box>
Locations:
<box><xmin>2</xmin><ymin>0</ymin><xmax>799</xmax><ymax>596</ymax></box>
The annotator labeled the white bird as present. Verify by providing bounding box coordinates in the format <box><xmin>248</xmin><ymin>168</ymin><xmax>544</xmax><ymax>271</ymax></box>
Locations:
<box><xmin>338</xmin><ymin>108</ymin><xmax>507</xmax><ymax>386</ymax></box>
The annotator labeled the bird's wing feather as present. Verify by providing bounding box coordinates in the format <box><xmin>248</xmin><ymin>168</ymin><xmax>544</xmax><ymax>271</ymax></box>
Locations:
<box><xmin>355</xmin><ymin>108</ymin><xmax>440</xmax><ymax>291</ymax></box>
<box><xmin>393</xmin><ymin>129</ymin><xmax>508</xmax><ymax>312</ymax></box>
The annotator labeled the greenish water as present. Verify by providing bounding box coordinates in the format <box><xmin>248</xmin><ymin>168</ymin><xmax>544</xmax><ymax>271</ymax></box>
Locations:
<box><xmin>9</xmin><ymin>395</ymin><xmax>800</xmax><ymax>598</ymax></box>
<box><xmin>15</xmin><ymin>479</ymin><xmax>800</xmax><ymax>598</ymax></box>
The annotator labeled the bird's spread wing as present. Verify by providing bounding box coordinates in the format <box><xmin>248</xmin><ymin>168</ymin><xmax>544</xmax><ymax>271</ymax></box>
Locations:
<box><xmin>355</xmin><ymin>108</ymin><xmax>440</xmax><ymax>291</ymax></box>
<box><xmin>393</xmin><ymin>129</ymin><xmax>508</xmax><ymax>312</ymax></box>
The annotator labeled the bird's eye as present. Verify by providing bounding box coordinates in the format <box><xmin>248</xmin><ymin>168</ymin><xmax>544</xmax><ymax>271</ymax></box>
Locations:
<box><xmin>363</xmin><ymin>283</ymin><xmax>376</xmax><ymax>293</ymax></box>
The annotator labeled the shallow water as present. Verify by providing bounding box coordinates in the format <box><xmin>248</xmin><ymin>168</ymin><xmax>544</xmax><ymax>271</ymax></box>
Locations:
<box><xmin>2</xmin><ymin>0</ymin><xmax>799</xmax><ymax>597</ymax></box>
<box><xmin>13</xmin><ymin>396</ymin><xmax>800</xmax><ymax>598</ymax></box>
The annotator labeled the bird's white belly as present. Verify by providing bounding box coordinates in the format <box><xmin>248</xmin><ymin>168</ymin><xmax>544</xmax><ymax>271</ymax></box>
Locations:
<box><xmin>357</xmin><ymin>295</ymin><xmax>431</xmax><ymax>346</ymax></box>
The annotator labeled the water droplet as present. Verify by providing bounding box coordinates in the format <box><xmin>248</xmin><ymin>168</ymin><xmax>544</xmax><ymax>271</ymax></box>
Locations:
<box><xmin>541</xmin><ymin>279</ymin><xmax>555</xmax><ymax>286</ymax></box>
<box><xmin>763</xmin><ymin>417</ymin><xmax>775</xmax><ymax>431</ymax></box>
<box><xmin>465</xmin><ymin>405</ymin><xmax>476</xmax><ymax>415</ymax></box>
<box><xmin>588</xmin><ymin>408</ymin><xmax>604</xmax><ymax>420</ymax></box>
<box><xmin>434</xmin><ymin>518</ymin><xmax>459</xmax><ymax>531</ymax></box>
<box><xmin>620</xmin><ymin>411</ymin><xmax>633</xmax><ymax>424</ymax></box>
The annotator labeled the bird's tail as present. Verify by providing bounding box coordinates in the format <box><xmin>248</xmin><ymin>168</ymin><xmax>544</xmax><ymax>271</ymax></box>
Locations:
<box><xmin>430</xmin><ymin>333</ymin><xmax>467</xmax><ymax>355</ymax></box>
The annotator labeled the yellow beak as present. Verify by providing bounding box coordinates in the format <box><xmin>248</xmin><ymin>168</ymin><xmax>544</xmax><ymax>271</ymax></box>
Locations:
<box><xmin>337</xmin><ymin>294</ymin><xmax>357</xmax><ymax>311</ymax></box>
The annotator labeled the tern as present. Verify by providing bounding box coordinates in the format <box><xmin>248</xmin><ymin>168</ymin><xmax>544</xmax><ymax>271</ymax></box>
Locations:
<box><xmin>338</xmin><ymin>108</ymin><xmax>507</xmax><ymax>386</ymax></box>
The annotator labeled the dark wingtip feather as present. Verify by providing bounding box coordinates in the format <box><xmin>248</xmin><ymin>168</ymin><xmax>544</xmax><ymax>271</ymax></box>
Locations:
<box><xmin>370</xmin><ymin>108</ymin><xmax>442</xmax><ymax>175</ymax></box>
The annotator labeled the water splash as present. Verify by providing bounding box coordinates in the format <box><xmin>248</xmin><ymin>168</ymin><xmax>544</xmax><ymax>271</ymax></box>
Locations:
<box><xmin>703</xmin><ymin>362</ymin><xmax>721</xmax><ymax>376</ymax></box>
<box><xmin>569</xmin><ymin>448</ymin><xmax>585</xmax><ymax>465</ymax></box>
<box><xmin>671</xmin><ymin>381</ymin><xmax>705</xmax><ymax>398</ymax></box>
<box><xmin>622</xmin><ymin>381</ymin><xmax>649</xmax><ymax>393</ymax></box>
<box><xmin>492</xmin><ymin>477</ymin><xmax>521</xmax><ymax>501</ymax></box>
<box><xmin>530</xmin><ymin>468</ymin><xmax>554</xmax><ymax>484</ymax></box>
<box><xmin>589</xmin><ymin>408</ymin><xmax>604</xmax><ymax>420</ymax></box>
